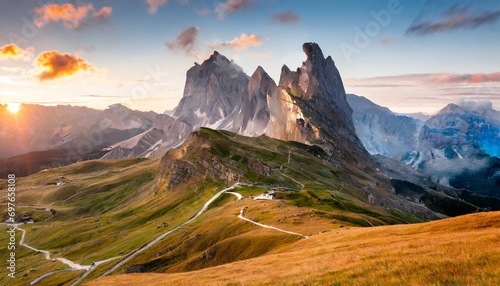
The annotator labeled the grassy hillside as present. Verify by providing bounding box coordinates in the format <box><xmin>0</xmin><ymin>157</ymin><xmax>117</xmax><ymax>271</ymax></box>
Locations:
<box><xmin>88</xmin><ymin>211</ymin><xmax>500</xmax><ymax>286</ymax></box>
<box><xmin>0</xmin><ymin>128</ymin><xmax>493</xmax><ymax>285</ymax></box>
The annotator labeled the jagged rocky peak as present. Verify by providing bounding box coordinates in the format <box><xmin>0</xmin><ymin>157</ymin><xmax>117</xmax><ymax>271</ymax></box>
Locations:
<box><xmin>278</xmin><ymin>64</ymin><xmax>296</xmax><ymax>88</ymax></box>
<box><xmin>249</xmin><ymin>66</ymin><xmax>276</xmax><ymax>89</ymax></box>
<box><xmin>300</xmin><ymin>43</ymin><xmax>352</xmax><ymax>115</ymax></box>
<box><xmin>275</xmin><ymin>42</ymin><xmax>355</xmax><ymax>135</ymax></box>
<box><xmin>173</xmin><ymin>50</ymin><xmax>249</xmax><ymax>128</ymax></box>
<box><xmin>251</xmin><ymin>65</ymin><xmax>266</xmax><ymax>79</ymax></box>
<box><xmin>278</xmin><ymin>43</ymin><xmax>353</xmax><ymax>118</ymax></box>
<box><xmin>302</xmin><ymin>42</ymin><xmax>326</xmax><ymax>70</ymax></box>
<box><xmin>436</xmin><ymin>103</ymin><xmax>465</xmax><ymax>116</ymax></box>
<box><xmin>233</xmin><ymin>65</ymin><xmax>276</xmax><ymax>136</ymax></box>
<box><xmin>204</xmin><ymin>50</ymin><xmax>230</xmax><ymax>66</ymax></box>
<box><xmin>195</xmin><ymin>50</ymin><xmax>247</xmax><ymax>78</ymax></box>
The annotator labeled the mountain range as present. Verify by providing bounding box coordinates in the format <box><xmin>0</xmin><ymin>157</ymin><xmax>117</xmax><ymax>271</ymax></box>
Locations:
<box><xmin>2</xmin><ymin>42</ymin><xmax>500</xmax><ymax>286</ymax></box>
<box><xmin>346</xmin><ymin>94</ymin><xmax>499</xmax><ymax>197</ymax></box>
<box><xmin>3</xmin><ymin>43</ymin><xmax>498</xmax><ymax>199</ymax></box>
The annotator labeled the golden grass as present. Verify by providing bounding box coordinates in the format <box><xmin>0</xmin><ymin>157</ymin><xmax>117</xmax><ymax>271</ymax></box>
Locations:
<box><xmin>87</xmin><ymin>211</ymin><xmax>500</xmax><ymax>286</ymax></box>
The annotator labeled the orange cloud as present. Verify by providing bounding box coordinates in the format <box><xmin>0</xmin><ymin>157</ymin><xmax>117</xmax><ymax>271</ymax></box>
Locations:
<box><xmin>271</xmin><ymin>11</ymin><xmax>300</xmax><ymax>24</ymax></box>
<box><xmin>33</xmin><ymin>3</ymin><xmax>112</xmax><ymax>29</ymax></box>
<box><xmin>215</xmin><ymin>0</ymin><xmax>250</xmax><ymax>20</ymax></box>
<box><xmin>166</xmin><ymin>26</ymin><xmax>199</xmax><ymax>53</ymax></box>
<box><xmin>35</xmin><ymin>51</ymin><xmax>93</xmax><ymax>81</ymax></box>
<box><xmin>212</xmin><ymin>33</ymin><xmax>262</xmax><ymax>52</ymax></box>
<box><xmin>427</xmin><ymin>72</ymin><xmax>500</xmax><ymax>84</ymax></box>
<box><xmin>34</xmin><ymin>3</ymin><xmax>93</xmax><ymax>28</ymax></box>
<box><xmin>93</xmin><ymin>7</ymin><xmax>113</xmax><ymax>20</ymax></box>
<box><xmin>0</xmin><ymin>44</ymin><xmax>34</xmax><ymax>61</ymax></box>
<box><xmin>146</xmin><ymin>0</ymin><xmax>167</xmax><ymax>14</ymax></box>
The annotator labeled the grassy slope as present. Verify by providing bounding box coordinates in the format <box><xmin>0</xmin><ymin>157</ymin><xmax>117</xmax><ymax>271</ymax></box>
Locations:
<box><xmin>88</xmin><ymin>211</ymin><xmax>500</xmax><ymax>286</ymax></box>
<box><xmin>0</xmin><ymin>128</ymin><xmax>485</xmax><ymax>285</ymax></box>
<box><xmin>0</xmin><ymin>157</ymin><xmax>227</xmax><ymax>285</ymax></box>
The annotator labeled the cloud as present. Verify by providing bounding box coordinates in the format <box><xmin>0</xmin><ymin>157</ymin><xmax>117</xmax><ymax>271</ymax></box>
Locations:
<box><xmin>349</xmin><ymin>72</ymin><xmax>500</xmax><ymax>85</ymax></box>
<box><xmin>211</xmin><ymin>33</ymin><xmax>262</xmax><ymax>52</ymax></box>
<box><xmin>146</xmin><ymin>0</ymin><xmax>167</xmax><ymax>14</ymax></box>
<box><xmin>0</xmin><ymin>44</ymin><xmax>34</xmax><ymax>61</ymax></box>
<box><xmin>348</xmin><ymin>84</ymin><xmax>415</xmax><ymax>88</ymax></box>
<box><xmin>34</xmin><ymin>51</ymin><xmax>93</xmax><ymax>81</ymax></box>
<box><xmin>379</xmin><ymin>37</ymin><xmax>400</xmax><ymax>45</ymax></box>
<box><xmin>271</xmin><ymin>11</ymin><xmax>300</xmax><ymax>24</ymax></box>
<box><xmin>33</xmin><ymin>3</ymin><xmax>112</xmax><ymax>29</ymax></box>
<box><xmin>34</xmin><ymin>3</ymin><xmax>93</xmax><ymax>28</ymax></box>
<box><xmin>427</xmin><ymin>72</ymin><xmax>500</xmax><ymax>84</ymax></box>
<box><xmin>166</xmin><ymin>26</ymin><xmax>199</xmax><ymax>54</ymax></box>
<box><xmin>214</xmin><ymin>0</ymin><xmax>250</xmax><ymax>20</ymax></box>
<box><xmin>406</xmin><ymin>8</ymin><xmax>500</xmax><ymax>35</ymax></box>
<box><xmin>0</xmin><ymin>67</ymin><xmax>26</xmax><ymax>73</ymax></box>
<box><xmin>93</xmin><ymin>6</ymin><xmax>112</xmax><ymax>20</ymax></box>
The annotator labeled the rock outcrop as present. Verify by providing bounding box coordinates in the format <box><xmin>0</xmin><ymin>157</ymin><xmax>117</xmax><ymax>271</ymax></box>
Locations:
<box><xmin>107</xmin><ymin>43</ymin><xmax>373</xmax><ymax>169</ymax></box>
<box><xmin>234</xmin><ymin>66</ymin><xmax>275</xmax><ymax>136</ymax></box>
<box><xmin>156</xmin><ymin>132</ymin><xmax>239</xmax><ymax>190</ymax></box>
<box><xmin>347</xmin><ymin>93</ymin><xmax>422</xmax><ymax>159</ymax></box>
<box><xmin>400</xmin><ymin>102</ymin><xmax>500</xmax><ymax>197</ymax></box>
<box><xmin>173</xmin><ymin>51</ymin><xmax>249</xmax><ymax>130</ymax></box>
<box><xmin>266</xmin><ymin>43</ymin><xmax>370</xmax><ymax>166</ymax></box>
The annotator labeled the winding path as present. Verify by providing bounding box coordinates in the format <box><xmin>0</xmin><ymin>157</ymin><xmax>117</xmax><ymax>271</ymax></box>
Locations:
<box><xmin>226</xmin><ymin>191</ymin><xmax>243</xmax><ymax>200</ymax></box>
<box><xmin>11</xmin><ymin>224</ymin><xmax>122</xmax><ymax>284</ymax></box>
<box><xmin>14</xmin><ymin>225</ymin><xmax>91</xmax><ymax>270</ymax></box>
<box><xmin>99</xmin><ymin>183</ymin><xmax>243</xmax><ymax>277</ymax></box>
<box><xmin>237</xmin><ymin>207</ymin><xmax>308</xmax><ymax>238</ymax></box>
<box><xmin>22</xmin><ymin>182</ymin><xmax>306</xmax><ymax>285</ymax></box>
<box><xmin>30</xmin><ymin>269</ymin><xmax>71</xmax><ymax>285</ymax></box>
<box><xmin>44</xmin><ymin>208</ymin><xmax>55</xmax><ymax>222</ymax></box>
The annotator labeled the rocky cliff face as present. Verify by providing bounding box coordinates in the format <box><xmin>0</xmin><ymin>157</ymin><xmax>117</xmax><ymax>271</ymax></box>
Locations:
<box><xmin>114</xmin><ymin>43</ymin><xmax>369</xmax><ymax>169</ymax></box>
<box><xmin>347</xmin><ymin>94</ymin><xmax>500</xmax><ymax>197</ymax></box>
<box><xmin>265</xmin><ymin>43</ymin><xmax>369</xmax><ymax>166</ymax></box>
<box><xmin>399</xmin><ymin>102</ymin><xmax>500</xmax><ymax>197</ymax></box>
<box><xmin>155</xmin><ymin>131</ymin><xmax>239</xmax><ymax>190</ymax></box>
<box><xmin>234</xmin><ymin>66</ymin><xmax>274</xmax><ymax>136</ymax></box>
<box><xmin>152</xmin><ymin>43</ymin><xmax>383</xmax><ymax>190</ymax></box>
<box><xmin>173</xmin><ymin>51</ymin><xmax>249</xmax><ymax>130</ymax></box>
<box><xmin>347</xmin><ymin>94</ymin><xmax>422</xmax><ymax>159</ymax></box>
<box><xmin>419</xmin><ymin>103</ymin><xmax>500</xmax><ymax>158</ymax></box>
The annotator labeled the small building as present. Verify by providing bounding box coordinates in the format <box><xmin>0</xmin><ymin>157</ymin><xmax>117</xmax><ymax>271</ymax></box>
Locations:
<box><xmin>254</xmin><ymin>191</ymin><xmax>275</xmax><ymax>200</ymax></box>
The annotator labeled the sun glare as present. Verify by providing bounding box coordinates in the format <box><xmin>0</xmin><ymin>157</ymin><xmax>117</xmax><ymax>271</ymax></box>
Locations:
<box><xmin>6</xmin><ymin>103</ymin><xmax>21</xmax><ymax>113</ymax></box>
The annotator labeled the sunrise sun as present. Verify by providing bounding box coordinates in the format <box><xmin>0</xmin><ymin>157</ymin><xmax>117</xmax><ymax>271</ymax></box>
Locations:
<box><xmin>6</xmin><ymin>102</ymin><xmax>21</xmax><ymax>113</ymax></box>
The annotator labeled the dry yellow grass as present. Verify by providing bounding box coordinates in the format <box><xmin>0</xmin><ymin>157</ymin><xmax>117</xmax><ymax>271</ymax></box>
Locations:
<box><xmin>87</xmin><ymin>211</ymin><xmax>500</xmax><ymax>286</ymax></box>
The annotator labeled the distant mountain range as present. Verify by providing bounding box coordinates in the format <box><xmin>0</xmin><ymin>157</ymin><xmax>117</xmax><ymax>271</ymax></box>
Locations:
<box><xmin>2</xmin><ymin>43</ymin><xmax>498</xmax><ymax>200</ymax></box>
<box><xmin>347</xmin><ymin>94</ymin><xmax>500</xmax><ymax>197</ymax></box>
<box><xmin>0</xmin><ymin>104</ymin><xmax>157</xmax><ymax>176</ymax></box>
<box><xmin>4</xmin><ymin>43</ymin><xmax>500</xmax><ymax>285</ymax></box>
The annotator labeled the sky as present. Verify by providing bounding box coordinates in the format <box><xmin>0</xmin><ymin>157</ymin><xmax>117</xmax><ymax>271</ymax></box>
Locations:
<box><xmin>0</xmin><ymin>0</ymin><xmax>499</xmax><ymax>114</ymax></box>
